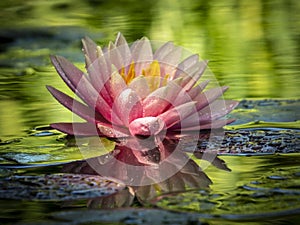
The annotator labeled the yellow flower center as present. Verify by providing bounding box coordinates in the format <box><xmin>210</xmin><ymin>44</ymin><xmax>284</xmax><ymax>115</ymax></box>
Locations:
<box><xmin>120</xmin><ymin>60</ymin><xmax>170</xmax><ymax>92</ymax></box>
<box><xmin>120</xmin><ymin>61</ymin><xmax>136</xmax><ymax>84</ymax></box>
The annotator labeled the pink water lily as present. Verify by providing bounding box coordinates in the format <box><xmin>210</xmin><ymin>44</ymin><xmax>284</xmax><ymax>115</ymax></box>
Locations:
<box><xmin>47</xmin><ymin>32</ymin><xmax>238</xmax><ymax>139</ymax></box>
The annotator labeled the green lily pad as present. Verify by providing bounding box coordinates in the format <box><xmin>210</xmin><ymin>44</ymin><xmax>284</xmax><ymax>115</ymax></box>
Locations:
<box><xmin>228</xmin><ymin>99</ymin><xmax>300</xmax><ymax>127</ymax></box>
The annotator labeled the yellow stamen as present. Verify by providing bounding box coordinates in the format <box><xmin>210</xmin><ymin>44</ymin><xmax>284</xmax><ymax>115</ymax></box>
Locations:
<box><xmin>143</xmin><ymin>60</ymin><xmax>161</xmax><ymax>91</ymax></box>
<box><xmin>126</xmin><ymin>61</ymin><xmax>136</xmax><ymax>84</ymax></box>
<box><xmin>119</xmin><ymin>60</ymin><xmax>170</xmax><ymax>91</ymax></box>
<box><xmin>161</xmin><ymin>74</ymin><xmax>170</xmax><ymax>86</ymax></box>
<box><xmin>145</xmin><ymin>60</ymin><xmax>160</xmax><ymax>77</ymax></box>
<box><xmin>119</xmin><ymin>66</ymin><xmax>126</xmax><ymax>80</ymax></box>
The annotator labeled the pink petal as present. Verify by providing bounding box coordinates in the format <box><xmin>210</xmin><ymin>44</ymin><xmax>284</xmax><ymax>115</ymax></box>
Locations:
<box><xmin>46</xmin><ymin>85</ymin><xmax>107</xmax><ymax>124</ymax></box>
<box><xmin>128</xmin><ymin>75</ymin><xmax>150</xmax><ymax>99</ymax></box>
<box><xmin>108</xmin><ymin>70</ymin><xmax>127</xmax><ymax>99</ymax></box>
<box><xmin>113</xmin><ymin>88</ymin><xmax>143</xmax><ymax>126</ymax></box>
<box><xmin>78</xmin><ymin>76</ymin><xmax>120</xmax><ymax>124</ymax></box>
<box><xmin>115</xmin><ymin>32</ymin><xmax>131</xmax><ymax>66</ymax></box>
<box><xmin>87</xmin><ymin>59</ymin><xmax>113</xmax><ymax>107</ymax></box>
<box><xmin>173</xmin><ymin>119</ymin><xmax>235</xmax><ymax>131</ymax></box>
<box><xmin>130</xmin><ymin>37</ymin><xmax>153</xmax><ymax>75</ymax></box>
<box><xmin>171</xmin><ymin>100</ymin><xmax>238</xmax><ymax>130</ymax></box>
<box><xmin>153</xmin><ymin>42</ymin><xmax>182</xmax><ymax>80</ymax></box>
<box><xmin>205</xmin><ymin>118</ymin><xmax>236</xmax><ymax>128</ymax></box>
<box><xmin>50</xmin><ymin>55</ymin><xmax>121</xmax><ymax>124</ymax></box>
<box><xmin>153</xmin><ymin>42</ymin><xmax>175</xmax><ymax>61</ymax></box>
<box><xmin>143</xmin><ymin>86</ymin><xmax>170</xmax><ymax>117</ymax></box>
<box><xmin>129</xmin><ymin>117</ymin><xmax>165</xmax><ymax>137</ymax></box>
<box><xmin>180</xmin><ymin>60</ymin><xmax>208</xmax><ymax>91</ymax></box>
<box><xmin>174</xmin><ymin>54</ymin><xmax>199</xmax><ymax>78</ymax></box>
<box><xmin>97</xmin><ymin>123</ymin><xmax>130</xmax><ymax>138</ymax></box>
<box><xmin>158</xmin><ymin>45</ymin><xmax>182</xmax><ymax>65</ymax></box>
<box><xmin>170</xmin><ymin>80</ymin><xmax>200</xmax><ymax>107</ymax></box>
<box><xmin>86</xmin><ymin>54</ymin><xmax>114</xmax><ymax>107</ymax></box>
<box><xmin>50</xmin><ymin>122</ymin><xmax>102</xmax><ymax>136</ymax></box>
<box><xmin>187</xmin><ymin>80</ymin><xmax>210</xmax><ymax>100</ymax></box>
<box><xmin>50</xmin><ymin>55</ymin><xmax>84</xmax><ymax>94</ymax></box>
<box><xmin>108</xmin><ymin>41</ymin><xmax>123</xmax><ymax>71</ymax></box>
<box><xmin>83</xmin><ymin>44</ymin><xmax>116</xmax><ymax>109</ymax></box>
<box><xmin>143</xmin><ymin>78</ymin><xmax>195</xmax><ymax>117</ymax></box>
<box><xmin>160</xmin><ymin>47</ymin><xmax>182</xmax><ymax>78</ymax></box>
<box><xmin>82</xmin><ymin>36</ymin><xmax>98</xmax><ymax>67</ymax></box>
<box><xmin>198</xmin><ymin>100</ymin><xmax>239</xmax><ymax>121</ymax></box>
<box><xmin>194</xmin><ymin>86</ymin><xmax>229</xmax><ymax>111</ymax></box>
<box><xmin>160</xmin><ymin>78</ymin><xmax>193</xmax><ymax>107</ymax></box>
<box><xmin>158</xmin><ymin>101</ymin><xmax>197</xmax><ymax>128</ymax></box>
<box><xmin>130</xmin><ymin>37</ymin><xmax>153</xmax><ymax>62</ymax></box>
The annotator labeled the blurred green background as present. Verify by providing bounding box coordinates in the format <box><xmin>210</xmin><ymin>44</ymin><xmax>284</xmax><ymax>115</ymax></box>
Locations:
<box><xmin>0</xmin><ymin>0</ymin><xmax>299</xmax><ymax>138</ymax></box>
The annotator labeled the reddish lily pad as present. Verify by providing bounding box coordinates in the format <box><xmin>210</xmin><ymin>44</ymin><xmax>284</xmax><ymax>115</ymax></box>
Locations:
<box><xmin>0</xmin><ymin>173</ymin><xmax>125</xmax><ymax>201</ymax></box>
<box><xmin>191</xmin><ymin>129</ymin><xmax>299</xmax><ymax>155</ymax></box>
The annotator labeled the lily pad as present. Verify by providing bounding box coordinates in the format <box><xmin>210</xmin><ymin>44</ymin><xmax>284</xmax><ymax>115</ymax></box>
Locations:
<box><xmin>229</xmin><ymin>99</ymin><xmax>300</xmax><ymax>125</ymax></box>
<box><xmin>196</xmin><ymin>129</ymin><xmax>300</xmax><ymax>155</ymax></box>
<box><xmin>0</xmin><ymin>173</ymin><xmax>125</xmax><ymax>201</ymax></box>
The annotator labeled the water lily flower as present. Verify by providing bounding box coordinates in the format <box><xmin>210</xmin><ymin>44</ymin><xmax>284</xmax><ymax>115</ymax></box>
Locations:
<box><xmin>47</xmin><ymin>32</ymin><xmax>238</xmax><ymax>139</ymax></box>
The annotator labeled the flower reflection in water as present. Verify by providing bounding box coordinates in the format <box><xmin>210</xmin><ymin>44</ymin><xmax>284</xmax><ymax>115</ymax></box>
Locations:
<box><xmin>63</xmin><ymin>134</ymin><xmax>230</xmax><ymax>208</ymax></box>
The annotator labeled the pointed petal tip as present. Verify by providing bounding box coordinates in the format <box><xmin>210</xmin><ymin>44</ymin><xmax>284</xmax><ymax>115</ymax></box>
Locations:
<box><xmin>222</xmin><ymin>86</ymin><xmax>229</xmax><ymax>92</ymax></box>
<box><xmin>46</xmin><ymin>85</ymin><xmax>56</xmax><ymax>95</ymax></box>
<box><xmin>82</xmin><ymin>35</ymin><xmax>93</xmax><ymax>42</ymax></box>
<box><xmin>50</xmin><ymin>54</ymin><xmax>62</xmax><ymax>61</ymax></box>
<box><xmin>116</xmin><ymin>32</ymin><xmax>123</xmax><ymax>40</ymax></box>
<box><xmin>140</xmin><ymin>36</ymin><xmax>150</xmax><ymax>41</ymax></box>
<box><xmin>108</xmin><ymin>40</ymin><xmax>115</xmax><ymax>48</ymax></box>
<box><xmin>225</xmin><ymin>118</ymin><xmax>236</xmax><ymax>125</ymax></box>
<box><xmin>50</xmin><ymin>122</ymin><xmax>102</xmax><ymax>136</ymax></box>
<box><xmin>49</xmin><ymin>54</ymin><xmax>58</xmax><ymax>64</ymax></box>
<box><xmin>50</xmin><ymin>55</ymin><xmax>69</xmax><ymax>68</ymax></box>
<box><xmin>81</xmin><ymin>36</ymin><xmax>97</xmax><ymax>47</ymax></box>
<box><xmin>115</xmin><ymin>32</ymin><xmax>129</xmax><ymax>47</ymax></box>
<box><xmin>229</xmin><ymin>100</ymin><xmax>240</xmax><ymax>109</ymax></box>
<box><xmin>49</xmin><ymin>123</ymin><xmax>73</xmax><ymax>135</ymax></box>
<box><xmin>45</xmin><ymin>86</ymin><xmax>72</xmax><ymax>107</ymax></box>
<box><xmin>50</xmin><ymin>122</ymin><xmax>63</xmax><ymax>129</ymax></box>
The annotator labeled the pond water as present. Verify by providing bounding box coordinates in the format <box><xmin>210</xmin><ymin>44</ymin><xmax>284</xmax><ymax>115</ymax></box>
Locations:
<box><xmin>0</xmin><ymin>0</ymin><xmax>299</xmax><ymax>224</ymax></box>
